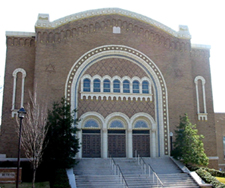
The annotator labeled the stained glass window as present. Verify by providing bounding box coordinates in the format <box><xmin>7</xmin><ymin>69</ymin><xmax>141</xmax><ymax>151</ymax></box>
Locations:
<box><xmin>142</xmin><ymin>81</ymin><xmax>149</xmax><ymax>94</ymax></box>
<box><xmin>110</xmin><ymin>120</ymin><xmax>124</xmax><ymax>128</ymax></box>
<box><xmin>103</xmin><ymin>79</ymin><xmax>110</xmax><ymax>92</ymax></box>
<box><xmin>123</xmin><ymin>80</ymin><xmax>130</xmax><ymax>93</ymax></box>
<box><xmin>134</xmin><ymin>120</ymin><xmax>148</xmax><ymax>128</ymax></box>
<box><xmin>84</xmin><ymin>120</ymin><xmax>99</xmax><ymax>128</ymax></box>
<box><xmin>133</xmin><ymin>80</ymin><xmax>139</xmax><ymax>93</ymax></box>
<box><xmin>83</xmin><ymin>78</ymin><xmax>90</xmax><ymax>92</ymax></box>
<box><xmin>113</xmin><ymin>80</ymin><xmax>120</xmax><ymax>93</ymax></box>
<box><xmin>93</xmin><ymin>79</ymin><xmax>100</xmax><ymax>92</ymax></box>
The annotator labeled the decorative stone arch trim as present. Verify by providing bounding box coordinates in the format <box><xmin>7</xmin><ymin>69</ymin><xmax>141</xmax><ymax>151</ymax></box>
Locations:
<box><xmin>105</xmin><ymin>112</ymin><xmax>129</xmax><ymax>129</ymax></box>
<box><xmin>11</xmin><ymin>68</ymin><xmax>26</xmax><ymax>117</ymax></box>
<box><xmin>79</xmin><ymin>112</ymin><xmax>104</xmax><ymax>129</ymax></box>
<box><xmin>130</xmin><ymin>112</ymin><xmax>156</xmax><ymax>131</ymax></box>
<box><xmin>194</xmin><ymin>76</ymin><xmax>207</xmax><ymax>121</ymax></box>
<box><xmin>65</xmin><ymin>45</ymin><xmax>169</xmax><ymax>156</ymax></box>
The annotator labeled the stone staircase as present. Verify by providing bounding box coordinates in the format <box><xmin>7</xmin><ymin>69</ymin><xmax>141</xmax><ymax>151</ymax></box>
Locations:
<box><xmin>114</xmin><ymin>158</ymin><xmax>159</xmax><ymax>187</ymax></box>
<box><xmin>144</xmin><ymin>157</ymin><xmax>199</xmax><ymax>188</ymax></box>
<box><xmin>74</xmin><ymin>157</ymin><xmax>200</xmax><ymax>187</ymax></box>
<box><xmin>74</xmin><ymin>158</ymin><xmax>124</xmax><ymax>188</ymax></box>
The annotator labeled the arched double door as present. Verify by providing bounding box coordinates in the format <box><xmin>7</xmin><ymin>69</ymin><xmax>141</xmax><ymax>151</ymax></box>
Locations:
<box><xmin>78</xmin><ymin>112</ymin><xmax>157</xmax><ymax>158</ymax></box>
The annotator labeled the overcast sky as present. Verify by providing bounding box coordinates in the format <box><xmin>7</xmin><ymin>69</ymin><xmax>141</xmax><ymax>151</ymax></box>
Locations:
<box><xmin>0</xmin><ymin>0</ymin><xmax>224</xmax><ymax>121</ymax></box>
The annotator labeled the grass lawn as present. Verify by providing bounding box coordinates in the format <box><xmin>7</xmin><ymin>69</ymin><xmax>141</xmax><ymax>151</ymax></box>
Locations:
<box><xmin>216</xmin><ymin>177</ymin><xmax>225</xmax><ymax>184</ymax></box>
<box><xmin>0</xmin><ymin>182</ymin><xmax>50</xmax><ymax>188</ymax></box>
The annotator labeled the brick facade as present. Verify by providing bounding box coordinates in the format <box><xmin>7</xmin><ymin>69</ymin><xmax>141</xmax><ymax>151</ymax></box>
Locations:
<box><xmin>0</xmin><ymin>8</ymin><xmax>223</xmax><ymax>169</ymax></box>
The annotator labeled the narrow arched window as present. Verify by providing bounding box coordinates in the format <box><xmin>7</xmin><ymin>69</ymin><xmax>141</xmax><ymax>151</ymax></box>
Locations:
<box><xmin>133</xmin><ymin>80</ymin><xmax>139</xmax><ymax>93</ymax></box>
<box><xmin>142</xmin><ymin>81</ymin><xmax>149</xmax><ymax>94</ymax></box>
<box><xmin>83</xmin><ymin>78</ymin><xmax>90</xmax><ymax>92</ymax></box>
<box><xmin>93</xmin><ymin>79</ymin><xmax>101</xmax><ymax>92</ymax></box>
<box><xmin>113</xmin><ymin>80</ymin><xmax>120</xmax><ymax>93</ymax></box>
<box><xmin>123</xmin><ymin>80</ymin><xmax>130</xmax><ymax>93</ymax></box>
<box><xmin>103</xmin><ymin>79</ymin><xmax>110</xmax><ymax>92</ymax></box>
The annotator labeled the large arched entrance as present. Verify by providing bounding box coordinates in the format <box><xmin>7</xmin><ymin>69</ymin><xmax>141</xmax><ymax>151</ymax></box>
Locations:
<box><xmin>66</xmin><ymin>45</ymin><xmax>170</xmax><ymax>158</ymax></box>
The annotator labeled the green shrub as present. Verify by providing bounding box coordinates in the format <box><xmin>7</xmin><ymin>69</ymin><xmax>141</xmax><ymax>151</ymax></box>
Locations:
<box><xmin>204</xmin><ymin>168</ymin><xmax>225</xmax><ymax>177</ymax></box>
<box><xmin>196</xmin><ymin>168</ymin><xmax>225</xmax><ymax>188</ymax></box>
<box><xmin>50</xmin><ymin>168</ymin><xmax>70</xmax><ymax>188</ymax></box>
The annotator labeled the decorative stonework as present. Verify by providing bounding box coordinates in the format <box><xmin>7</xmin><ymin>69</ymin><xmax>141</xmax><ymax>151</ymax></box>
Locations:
<box><xmin>11</xmin><ymin>68</ymin><xmax>26</xmax><ymax>117</ymax></box>
<box><xmin>45</xmin><ymin>64</ymin><xmax>55</xmax><ymax>73</ymax></box>
<box><xmin>6</xmin><ymin>32</ymin><xmax>35</xmax><ymax>47</ymax></box>
<box><xmin>65</xmin><ymin>45</ymin><xmax>169</xmax><ymax>156</ymax></box>
<box><xmin>35</xmin><ymin>8</ymin><xmax>191</xmax><ymax>39</ymax></box>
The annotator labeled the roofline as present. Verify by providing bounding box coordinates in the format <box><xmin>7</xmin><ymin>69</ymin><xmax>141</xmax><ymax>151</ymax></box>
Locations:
<box><xmin>35</xmin><ymin>8</ymin><xmax>191</xmax><ymax>39</ymax></box>
<box><xmin>6</xmin><ymin>31</ymin><xmax>35</xmax><ymax>37</ymax></box>
<box><xmin>191</xmin><ymin>44</ymin><xmax>211</xmax><ymax>50</ymax></box>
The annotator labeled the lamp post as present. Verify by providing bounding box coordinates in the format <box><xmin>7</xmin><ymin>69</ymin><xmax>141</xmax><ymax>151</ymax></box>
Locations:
<box><xmin>170</xmin><ymin>132</ymin><xmax>173</xmax><ymax>154</ymax></box>
<box><xmin>16</xmin><ymin>107</ymin><xmax>26</xmax><ymax>188</ymax></box>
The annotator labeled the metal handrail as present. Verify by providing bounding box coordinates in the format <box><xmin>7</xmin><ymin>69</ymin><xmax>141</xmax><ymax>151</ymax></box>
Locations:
<box><xmin>136</xmin><ymin>152</ymin><xmax>163</xmax><ymax>188</ymax></box>
<box><xmin>110</xmin><ymin>156</ymin><xmax>128</xmax><ymax>188</ymax></box>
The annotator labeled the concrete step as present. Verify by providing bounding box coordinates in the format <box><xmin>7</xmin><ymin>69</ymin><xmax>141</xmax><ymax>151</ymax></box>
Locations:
<box><xmin>143</xmin><ymin>157</ymin><xmax>199</xmax><ymax>187</ymax></box>
<box><xmin>74</xmin><ymin>159</ymin><xmax>125</xmax><ymax>188</ymax></box>
<box><xmin>74</xmin><ymin>158</ymin><xmax>199</xmax><ymax>188</ymax></box>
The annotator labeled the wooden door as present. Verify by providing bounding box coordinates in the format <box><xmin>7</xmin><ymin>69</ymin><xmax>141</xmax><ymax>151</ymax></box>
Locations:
<box><xmin>108</xmin><ymin>130</ymin><xmax>126</xmax><ymax>157</ymax></box>
<box><xmin>133</xmin><ymin>130</ymin><xmax>150</xmax><ymax>157</ymax></box>
<box><xmin>82</xmin><ymin>130</ymin><xmax>101</xmax><ymax>158</ymax></box>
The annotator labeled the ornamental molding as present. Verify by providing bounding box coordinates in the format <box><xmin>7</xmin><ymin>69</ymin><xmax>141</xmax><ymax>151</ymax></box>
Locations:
<box><xmin>36</xmin><ymin>8</ymin><xmax>191</xmax><ymax>39</ymax></box>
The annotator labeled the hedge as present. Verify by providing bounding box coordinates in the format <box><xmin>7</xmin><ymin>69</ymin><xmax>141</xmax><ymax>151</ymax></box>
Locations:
<box><xmin>196</xmin><ymin>168</ymin><xmax>225</xmax><ymax>188</ymax></box>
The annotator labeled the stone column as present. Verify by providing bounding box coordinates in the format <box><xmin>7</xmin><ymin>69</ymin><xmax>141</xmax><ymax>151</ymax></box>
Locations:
<box><xmin>77</xmin><ymin>130</ymin><xmax>82</xmax><ymax>158</ymax></box>
<box><xmin>102</xmin><ymin>128</ymin><xmax>108</xmax><ymax>158</ymax></box>
<box><xmin>127</xmin><ymin>129</ymin><xmax>133</xmax><ymax>158</ymax></box>
<box><xmin>151</xmin><ymin>129</ymin><xmax>156</xmax><ymax>158</ymax></box>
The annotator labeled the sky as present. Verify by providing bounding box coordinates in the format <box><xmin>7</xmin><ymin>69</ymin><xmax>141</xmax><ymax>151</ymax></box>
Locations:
<box><xmin>0</xmin><ymin>0</ymin><xmax>225</xmax><ymax>121</ymax></box>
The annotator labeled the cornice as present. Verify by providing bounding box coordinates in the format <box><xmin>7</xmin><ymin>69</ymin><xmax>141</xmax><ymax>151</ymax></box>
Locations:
<box><xmin>191</xmin><ymin>44</ymin><xmax>211</xmax><ymax>50</ymax></box>
<box><xmin>6</xmin><ymin>31</ymin><xmax>35</xmax><ymax>38</ymax></box>
<box><xmin>35</xmin><ymin>8</ymin><xmax>191</xmax><ymax>39</ymax></box>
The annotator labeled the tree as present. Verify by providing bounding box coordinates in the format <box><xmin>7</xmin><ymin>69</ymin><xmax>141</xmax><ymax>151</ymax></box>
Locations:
<box><xmin>16</xmin><ymin>92</ymin><xmax>48</xmax><ymax>188</ymax></box>
<box><xmin>172</xmin><ymin>113</ymin><xmax>209</xmax><ymax>166</ymax></box>
<box><xmin>42</xmin><ymin>98</ymin><xmax>80</xmax><ymax>169</ymax></box>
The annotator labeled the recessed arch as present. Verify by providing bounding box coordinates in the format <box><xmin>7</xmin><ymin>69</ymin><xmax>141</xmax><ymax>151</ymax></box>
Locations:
<box><xmin>65</xmin><ymin>45</ymin><xmax>169</xmax><ymax>156</ymax></box>
<box><xmin>79</xmin><ymin>112</ymin><xmax>104</xmax><ymax>129</ymax></box>
<box><xmin>11</xmin><ymin>68</ymin><xmax>26</xmax><ymax>117</ymax></box>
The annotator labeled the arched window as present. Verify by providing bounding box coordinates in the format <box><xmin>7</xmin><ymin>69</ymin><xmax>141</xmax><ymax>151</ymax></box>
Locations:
<box><xmin>84</xmin><ymin>119</ymin><xmax>99</xmax><ymax>128</ymax></box>
<box><xmin>142</xmin><ymin>81</ymin><xmax>149</xmax><ymax>94</ymax></box>
<box><xmin>123</xmin><ymin>80</ymin><xmax>130</xmax><ymax>93</ymax></box>
<box><xmin>110</xmin><ymin>120</ymin><xmax>124</xmax><ymax>128</ymax></box>
<box><xmin>103</xmin><ymin>79</ymin><xmax>110</xmax><ymax>92</ymax></box>
<box><xmin>93</xmin><ymin>79</ymin><xmax>100</xmax><ymax>92</ymax></box>
<box><xmin>133</xmin><ymin>80</ymin><xmax>139</xmax><ymax>93</ymax></box>
<box><xmin>134</xmin><ymin>120</ymin><xmax>148</xmax><ymax>128</ymax></box>
<box><xmin>113</xmin><ymin>80</ymin><xmax>120</xmax><ymax>93</ymax></box>
<box><xmin>83</xmin><ymin>78</ymin><xmax>90</xmax><ymax>92</ymax></box>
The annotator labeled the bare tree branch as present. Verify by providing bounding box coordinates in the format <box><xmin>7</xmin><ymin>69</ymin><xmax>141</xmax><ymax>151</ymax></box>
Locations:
<box><xmin>16</xmin><ymin>91</ymin><xmax>48</xmax><ymax>188</ymax></box>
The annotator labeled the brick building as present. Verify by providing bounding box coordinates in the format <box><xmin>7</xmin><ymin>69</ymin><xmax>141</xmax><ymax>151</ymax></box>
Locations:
<box><xmin>0</xmin><ymin>8</ymin><xmax>224</xmax><ymax>169</ymax></box>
